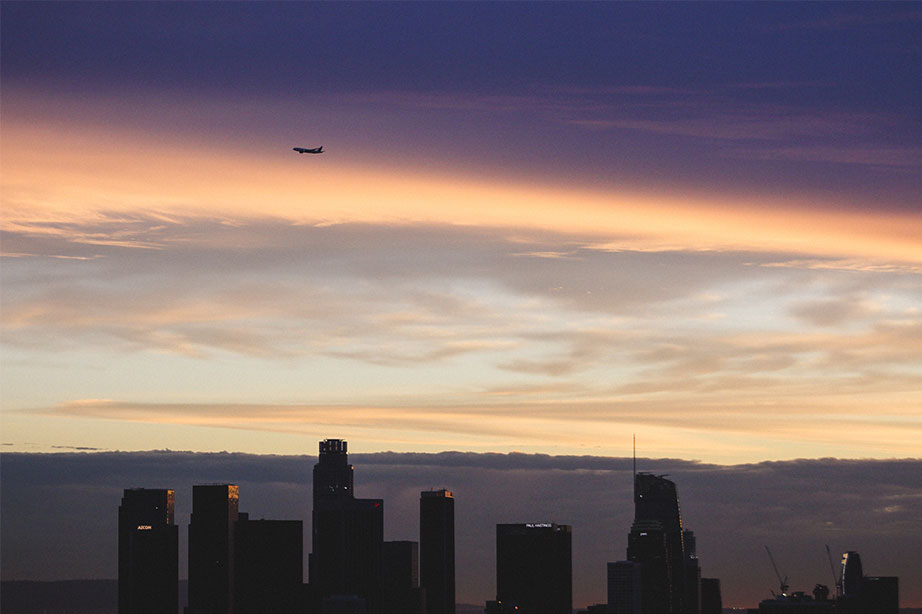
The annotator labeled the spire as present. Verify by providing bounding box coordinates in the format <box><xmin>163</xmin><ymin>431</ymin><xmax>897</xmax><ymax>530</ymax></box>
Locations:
<box><xmin>633</xmin><ymin>433</ymin><xmax>637</xmax><ymax>483</ymax></box>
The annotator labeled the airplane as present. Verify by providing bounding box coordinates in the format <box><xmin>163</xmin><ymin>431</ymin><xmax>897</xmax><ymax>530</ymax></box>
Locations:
<box><xmin>293</xmin><ymin>146</ymin><xmax>324</xmax><ymax>154</ymax></box>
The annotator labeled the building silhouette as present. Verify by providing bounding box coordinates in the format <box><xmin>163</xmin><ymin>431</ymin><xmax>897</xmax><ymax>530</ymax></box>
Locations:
<box><xmin>313</xmin><ymin>438</ymin><xmax>354</xmax><ymax>500</ymax></box>
<box><xmin>627</xmin><ymin>519</ymin><xmax>671</xmax><ymax>614</ymax></box>
<box><xmin>118</xmin><ymin>488</ymin><xmax>178</xmax><ymax>614</ymax></box>
<box><xmin>629</xmin><ymin>473</ymin><xmax>690</xmax><ymax>614</ymax></box>
<box><xmin>311</xmin><ymin>439</ymin><xmax>384</xmax><ymax>613</ymax></box>
<box><xmin>383</xmin><ymin>540</ymin><xmax>426</xmax><ymax>614</ymax></box>
<box><xmin>837</xmin><ymin>551</ymin><xmax>899</xmax><ymax>614</ymax></box>
<box><xmin>861</xmin><ymin>576</ymin><xmax>899</xmax><ymax>614</ymax></box>
<box><xmin>840</xmin><ymin>551</ymin><xmax>863</xmax><ymax>598</ymax></box>
<box><xmin>188</xmin><ymin>484</ymin><xmax>239</xmax><ymax>614</ymax></box>
<box><xmin>420</xmin><ymin>489</ymin><xmax>455</xmax><ymax>614</ymax></box>
<box><xmin>683</xmin><ymin>530</ymin><xmax>701</xmax><ymax>614</ymax></box>
<box><xmin>607</xmin><ymin>560</ymin><xmax>642</xmax><ymax>614</ymax></box>
<box><xmin>496</xmin><ymin>523</ymin><xmax>572</xmax><ymax>614</ymax></box>
<box><xmin>757</xmin><ymin>594</ymin><xmax>834</xmax><ymax>613</ymax></box>
<box><xmin>699</xmin><ymin>578</ymin><xmax>721</xmax><ymax>614</ymax></box>
<box><xmin>753</xmin><ymin>550</ymin><xmax>900</xmax><ymax>613</ymax></box>
<box><xmin>234</xmin><ymin>514</ymin><xmax>303</xmax><ymax>614</ymax></box>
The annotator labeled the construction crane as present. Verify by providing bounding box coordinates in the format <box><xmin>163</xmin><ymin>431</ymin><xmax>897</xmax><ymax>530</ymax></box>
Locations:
<box><xmin>825</xmin><ymin>545</ymin><xmax>841</xmax><ymax>598</ymax></box>
<box><xmin>765</xmin><ymin>546</ymin><xmax>790</xmax><ymax>597</ymax></box>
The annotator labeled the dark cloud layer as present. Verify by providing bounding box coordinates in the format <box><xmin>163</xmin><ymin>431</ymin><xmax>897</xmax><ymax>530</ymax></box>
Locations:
<box><xmin>2</xmin><ymin>451</ymin><xmax>920</xmax><ymax>607</ymax></box>
<box><xmin>4</xmin><ymin>3</ymin><xmax>919</xmax><ymax>108</ymax></box>
<box><xmin>3</xmin><ymin>3</ymin><xmax>920</xmax><ymax>210</ymax></box>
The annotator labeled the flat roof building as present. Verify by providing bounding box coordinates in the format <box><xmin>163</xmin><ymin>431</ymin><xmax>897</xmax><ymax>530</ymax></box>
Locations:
<box><xmin>420</xmin><ymin>489</ymin><xmax>454</xmax><ymax>614</ymax></box>
<box><xmin>188</xmin><ymin>484</ymin><xmax>239</xmax><ymax>614</ymax></box>
<box><xmin>496</xmin><ymin>523</ymin><xmax>572</xmax><ymax>614</ymax></box>
<box><xmin>118</xmin><ymin>488</ymin><xmax>178</xmax><ymax>614</ymax></box>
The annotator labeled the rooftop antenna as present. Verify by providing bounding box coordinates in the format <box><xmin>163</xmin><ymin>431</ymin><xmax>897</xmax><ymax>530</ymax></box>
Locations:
<box><xmin>633</xmin><ymin>433</ymin><xmax>636</xmax><ymax>480</ymax></box>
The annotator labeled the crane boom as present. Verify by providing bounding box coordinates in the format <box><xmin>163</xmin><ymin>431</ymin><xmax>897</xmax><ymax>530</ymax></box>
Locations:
<box><xmin>826</xmin><ymin>545</ymin><xmax>841</xmax><ymax>597</ymax></box>
<box><xmin>764</xmin><ymin>546</ymin><xmax>790</xmax><ymax>597</ymax></box>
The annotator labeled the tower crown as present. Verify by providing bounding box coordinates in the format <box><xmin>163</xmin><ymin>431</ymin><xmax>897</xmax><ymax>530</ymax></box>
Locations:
<box><xmin>320</xmin><ymin>439</ymin><xmax>347</xmax><ymax>455</ymax></box>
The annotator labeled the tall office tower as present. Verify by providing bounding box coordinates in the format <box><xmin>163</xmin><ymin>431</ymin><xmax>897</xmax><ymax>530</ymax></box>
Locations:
<box><xmin>234</xmin><ymin>514</ymin><xmax>303</xmax><ymax>614</ymax></box>
<box><xmin>118</xmin><ymin>489</ymin><xmax>178</xmax><ymax>614</ymax></box>
<box><xmin>495</xmin><ymin>523</ymin><xmax>572</xmax><ymax>614</ymax></box>
<box><xmin>384</xmin><ymin>541</ymin><xmax>419</xmax><ymax>589</ymax></box>
<box><xmin>633</xmin><ymin>473</ymin><xmax>686</xmax><ymax>614</ymax></box>
<box><xmin>383</xmin><ymin>541</ymin><xmax>425</xmax><ymax>614</ymax></box>
<box><xmin>314</xmin><ymin>438</ymin><xmax>354</xmax><ymax>499</ymax></box>
<box><xmin>840</xmin><ymin>551</ymin><xmax>863</xmax><ymax>597</ymax></box>
<box><xmin>683</xmin><ymin>530</ymin><xmax>701</xmax><ymax>614</ymax></box>
<box><xmin>189</xmin><ymin>484</ymin><xmax>239</xmax><ymax>614</ymax></box>
<box><xmin>627</xmin><ymin>520</ymin><xmax>671</xmax><ymax>614</ymax></box>
<box><xmin>312</xmin><ymin>439</ymin><xmax>384</xmax><ymax>614</ymax></box>
<box><xmin>699</xmin><ymin>578</ymin><xmax>721</xmax><ymax>614</ymax></box>
<box><xmin>607</xmin><ymin>561</ymin><xmax>642</xmax><ymax>614</ymax></box>
<box><xmin>420</xmin><ymin>489</ymin><xmax>455</xmax><ymax>614</ymax></box>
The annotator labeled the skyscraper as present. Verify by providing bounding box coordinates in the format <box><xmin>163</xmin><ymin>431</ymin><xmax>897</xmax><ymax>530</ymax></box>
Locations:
<box><xmin>313</xmin><ymin>437</ymin><xmax>353</xmax><ymax>500</ymax></box>
<box><xmin>838</xmin><ymin>551</ymin><xmax>899</xmax><ymax>614</ymax></box>
<box><xmin>383</xmin><ymin>540</ymin><xmax>425</xmax><ymax>614</ymax></box>
<box><xmin>383</xmin><ymin>540</ymin><xmax>419</xmax><ymax>591</ymax></box>
<box><xmin>626</xmin><ymin>520</ymin><xmax>671</xmax><ymax>614</ymax></box>
<box><xmin>607</xmin><ymin>561</ymin><xmax>642</xmax><ymax>614</ymax></box>
<box><xmin>840</xmin><ymin>551</ymin><xmax>864</xmax><ymax>598</ymax></box>
<box><xmin>118</xmin><ymin>488</ymin><xmax>178</xmax><ymax>614</ymax></box>
<box><xmin>234</xmin><ymin>514</ymin><xmax>303</xmax><ymax>614</ymax></box>
<box><xmin>311</xmin><ymin>439</ymin><xmax>384</xmax><ymax>613</ymax></box>
<box><xmin>683</xmin><ymin>530</ymin><xmax>701</xmax><ymax>614</ymax></box>
<box><xmin>188</xmin><ymin>484</ymin><xmax>239</xmax><ymax>614</ymax></box>
<box><xmin>630</xmin><ymin>473</ymin><xmax>686</xmax><ymax>614</ymax></box>
<box><xmin>699</xmin><ymin>578</ymin><xmax>721</xmax><ymax>614</ymax></box>
<box><xmin>496</xmin><ymin>523</ymin><xmax>572</xmax><ymax>614</ymax></box>
<box><xmin>420</xmin><ymin>489</ymin><xmax>455</xmax><ymax>614</ymax></box>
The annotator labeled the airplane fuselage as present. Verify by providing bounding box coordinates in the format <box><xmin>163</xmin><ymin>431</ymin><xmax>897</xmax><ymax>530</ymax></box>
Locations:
<box><xmin>294</xmin><ymin>146</ymin><xmax>323</xmax><ymax>154</ymax></box>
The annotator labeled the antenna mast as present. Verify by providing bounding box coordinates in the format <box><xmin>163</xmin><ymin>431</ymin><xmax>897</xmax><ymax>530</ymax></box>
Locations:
<box><xmin>633</xmin><ymin>433</ymin><xmax>636</xmax><ymax>479</ymax></box>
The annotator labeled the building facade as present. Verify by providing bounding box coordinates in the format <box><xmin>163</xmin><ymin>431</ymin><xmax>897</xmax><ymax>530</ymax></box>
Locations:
<box><xmin>234</xmin><ymin>515</ymin><xmax>303</xmax><ymax>614</ymax></box>
<box><xmin>496</xmin><ymin>523</ymin><xmax>572</xmax><ymax>614</ymax></box>
<box><xmin>607</xmin><ymin>560</ymin><xmax>642</xmax><ymax>614</ymax></box>
<box><xmin>188</xmin><ymin>484</ymin><xmax>239</xmax><ymax>614</ymax></box>
<box><xmin>631</xmin><ymin>473</ymin><xmax>688</xmax><ymax>614</ymax></box>
<box><xmin>420</xmin><ymin>489</ymin><xmax>455</xmax><ymax>614</ymax></box>
<box><xmin>311</xmin><ymin>439</ymin><xmax>384</xmax><ymax>614</ymax></box>
<box><xmin>118</xmin><ymin>488</ymin><xmax>178</xmax><ymax>614</ymax></box>
<box><xmin>700</xmin><ymin>578</ymin><xmax>722</xmax><ymax>614</ymax></box>
<box><xmin>383</xmin><ymin>540</ymin><xmax>425</xmax><ymax>614</ymax></box>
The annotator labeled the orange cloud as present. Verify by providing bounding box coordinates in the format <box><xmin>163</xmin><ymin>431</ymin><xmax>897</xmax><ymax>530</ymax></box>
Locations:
<box><xmin>3</xmin><ymin>117</ymin><xmax>921</xmax><ymax>267</ymax></box>
<box><xmin>27</xmin><ymin>393</ymin><xmax>921</xmax><ymax>464</ymax></box>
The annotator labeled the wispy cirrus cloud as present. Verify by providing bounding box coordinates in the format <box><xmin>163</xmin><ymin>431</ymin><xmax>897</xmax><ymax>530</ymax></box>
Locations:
<box><xmin>4</xmin><ymin>218</ymin><xmax>920</xmax><ymax>388</ymax></box>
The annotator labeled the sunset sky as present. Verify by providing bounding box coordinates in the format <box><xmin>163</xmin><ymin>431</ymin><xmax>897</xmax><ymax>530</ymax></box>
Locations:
<box><xmin>2</xmin><ymin>3</ymin><xmax>921</xmax><ymax>463</ymax></box>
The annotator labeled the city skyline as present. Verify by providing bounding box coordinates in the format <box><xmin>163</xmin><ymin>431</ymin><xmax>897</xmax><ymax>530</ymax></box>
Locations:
<box><xmin>1</xmin><ymin>3</ymin><xmax>920</xmax><ymax>609</ymax></box>
<box><xmin>2</xmin><ymin>3</ymin><xmax>921</xmax><ymax>463</ymax></box>
<box><xmin>2</xmin><ymin>449</ymin><xmax>919</xmax><ymax>608</ymax></box>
